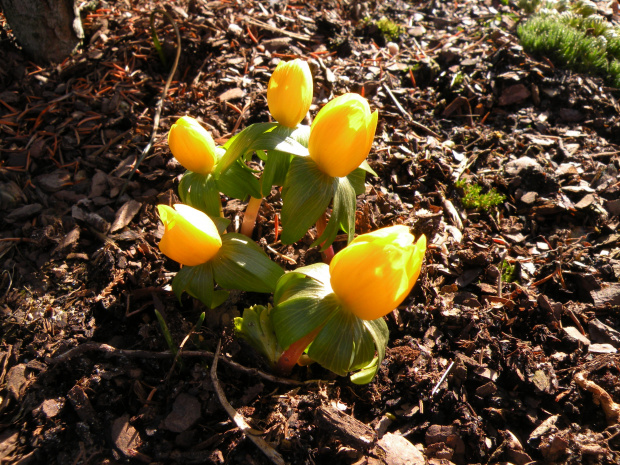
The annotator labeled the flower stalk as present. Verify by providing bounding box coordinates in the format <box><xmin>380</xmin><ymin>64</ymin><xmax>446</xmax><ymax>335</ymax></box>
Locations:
<box><xmin>240</xmin><ymin>196</ymin><xmax>263</xmax><ymax>237</ymax></box>
<box><xmin>315</xmin><ymin>212</ymin><xmax>334</xmax><ymax>264</ymax></box>
<box><xmin>275</xmin><ymin>326</ymin><xmax>322</xmax><ymax>375</ymax></box>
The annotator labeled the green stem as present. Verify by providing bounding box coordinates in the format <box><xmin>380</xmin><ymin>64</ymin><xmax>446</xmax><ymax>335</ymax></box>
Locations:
<box><xmin>315</xmin><ymin>212</ymin><xmax>335</xmax><ymax>264</ymax></box>
<box><xmin>240</xmin><ymin>196</ymin><xmax>263</xmax><ymax>237</ymax></box>
<box><xmin>276</xmin><ymin>327</ymin><xmax>322</xmax><ymax>375</ymax></box>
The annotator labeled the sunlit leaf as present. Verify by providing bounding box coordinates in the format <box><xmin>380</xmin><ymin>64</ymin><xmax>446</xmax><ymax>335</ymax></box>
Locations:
<box><xmin>171</xmin><ymin>262</ymin><xmax>216</xmax><ymax>308</ymax></box>
<box><xmin>272</xmin><ymin>272</ymin><xmax>339</xmax><ymax>349</ymax></box>
<box><xmin>350</xmin><ymin>318</ymin><xmax>389</xmax><ymax>384</ymax></box>
<box><xmin>178</xmin><ymin>172</ymin><xmax>221</xmax><ymax>218</ymax></box>
<box><xmin>313</xmin><ymin>175</ymin><xmax>356</xmax><ymax>250</ymax></box>
<box><xmin>280</xmin><ymin>157</ymin><xmax>334</xmax><ymax>244</ymax></box>
<box><xmin>212</xmin><ymin>233</ymin><xmax>284</xmax><ymax>293</ymax></box>
<box><xmin>217</xmin><ymin>159</ymin><xmax>261</xmax><ymax>200</ymax></box>
<box><xmin>234</xmin><ymin>304</ymin><xmax>282</xmax><ymax>368</ymax></box>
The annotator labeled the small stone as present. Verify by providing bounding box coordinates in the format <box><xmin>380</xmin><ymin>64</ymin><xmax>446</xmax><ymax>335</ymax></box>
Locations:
<box><xmin>505</xmin><ymin>157</ymin><xmax>543</xmax><ymax>176</ymax></box>
<box><xmin>562</xmin><ymin>327</ymin><xmax>590</xmax><ymax>346</ymax></box>
<box><xmin>589</xmin><ymin>318</ymin><xmax>620</xmax><ymax>347</ymax></box>
<box><xmin>387</xmin><ymin>42</ymin><xmax>399</xmax><ymax>56</ymax></box>
<box><xmin>227</xmin><ymin>23</ymin><xmax>243</xmax><ymax>37</ymax></box>
<box><xmin>5</xmin><ymin>203</ymin><xmax>42</xmax><ymax>222</ymax></box>
<box><xmin>520</xmin><ymin>191</ymin><xmax>538</xmax><ymax>204</ymax></box>
<box><xmin>575</xmin><ymin>194</ymin><xmax>596</xmax><ymax>210</ymax></box>
<box><xmin>475</xmin><ymin>382</ymin><xmax>497</xmax><ymax>397</ymax></box>
<box><xmin>111</xmin><ymin>414</ymin><xmax>142</xmax><ymax>457</ymax></box>
<box><xmin>35</xmin><ymin>170</ymin><xmax>72</xmax><ymax>193</ymax></box>
<box><xmin>164</xmin><ymin>393</ymin><xmax>201</xmax><ymax>433</ymax></box>
<box><xmin>588</xmin><ymin>343</ymin><xmax>617</xmax><ymax>354</ymax></box>
<box><xmin>378</xmin><ymin>433</ymin><xmax>426</xmax><ymax>465</ymax></box>
<box><xmin>40</xmin><ymin>399</ymin><xmax>64</xmax><ymax>419</ymax></box>
<box><xmin>605</xmin><ymin>199</ymin><xmax>620</xmax><ymax>216</ymax></box>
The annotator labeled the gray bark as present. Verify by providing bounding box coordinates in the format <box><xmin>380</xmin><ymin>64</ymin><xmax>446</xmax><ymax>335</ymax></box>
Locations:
<box><xmin>0</xmin><ymin>0</ymin><xmax>84</xmax><ymax>63</ymax></box>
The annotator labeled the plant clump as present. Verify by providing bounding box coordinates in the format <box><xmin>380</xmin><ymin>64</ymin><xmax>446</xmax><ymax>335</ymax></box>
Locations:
<box><xmin>375</xmin><ymin>17</ymin><xmax>402</xmax><ymax>41</ymax></box>
<box><xmin>517</xmin><ymin>0</ymin><xmax>620</xmax><ymax>87</ymax></box>
<box><xmin>456</xmin><ymin>179</ymin><xmax>506</xmax><ymax>210</ymax></box>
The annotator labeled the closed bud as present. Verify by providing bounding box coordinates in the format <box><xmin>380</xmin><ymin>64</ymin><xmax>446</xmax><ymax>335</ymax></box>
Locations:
<box><xmin>329</xmin><ymin>226</ymin><xmax>426</xmax><ymax>320</ymax></box>
<box><xmin>168</xmin><ymin>116</ymin><xmax>217</xmax><ymax>175</ymax></box>
<box><xmin>157</xmin><ymin>204</ymin><xmax>222</xmax><ymax>266</ymax></box>
<box><xmin>267</xmin><ymin>59</ymin><xmax>313</xmax><ymax>128</ymax></box>
<box><xmin>308</xmin><ymin>93</ymin><xmax>378</xmax><ymax>178</ymax></box>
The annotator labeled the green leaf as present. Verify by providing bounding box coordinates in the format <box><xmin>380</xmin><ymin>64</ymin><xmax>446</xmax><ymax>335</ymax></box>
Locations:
<box><xmin>280</xmin><ymin>157</ymin><xmax>334</xmax><ymax>245</ymax></box>
<box><xmin>350</xmin><ymin>318</ymin><xmax>389</xmax><ymax>384</ymax></box>
<box><xmin>234</xmin><ymin>304</ymin><xmax>282</xmax><ymax>368</ymax></box>
<box><xmin>217</xmin><ymin>159</ymin><xmax>261</xmax><ymax>200</ymax></box>
<box><xmin>212</xmin><ymin>233</ymin><xmax>284</xmax><ymax>293</ymax></box>
<box><xmin>313</xmin><ymin>175</ymin><xmax>357</xmax><ymax>249</ymax></box>
<box><xmin>307</xmin><ymin>309</ymin><xmax>367</xmax><ymax>376</ymax></box>
<box><xmin>294</xmin><ymin>262</ymin><xmax>331</xmax><ymax>285</ymax></box>
<box><xmin>347</xmin><ymin>167</ymin><xmax>368</xmax><ymax>196</ymax></box>
<box><xmin>178</xmin><ymin>172</ymin><xmax>222</xmax><ymax>218</ymax></box>
<box><xmin>261</xmin><ymin>150</ymin><xmax>294</xmax><ymax>197</ymax></box>
<box><xmin>272</xmin><ymin>273</ymin><xmax>340</xmax><ymax>349</ymax></box>
<box><xmin>211</xmin><ymin>290</ymin><xmax>229</xmax><ymax>308</ymax></box>
<box><xmin>214</xmin><ymin>123</ymin><xmax>310</xmax><ymax>177</ymax></box>
<box><xmin>194</xmin><ymin>312</ymin><xmax>206</xmax><ymax>334</ymax></box>
<box><xmin>154</xmin><ymin>309</ymin><xmax>177</xmax><ymax>356</ymax></box>
<box><xmin>260</xmin><ymin>124</ymin><xmax>311</xmax><ymax>157</ymax></box>
<box><xmin>212</xmin><ymin>217</ymin><xmax>231</xmax><ymax>236</ymax></box>
<box><xmin>215</xmin><ymin>123</ymin><xmax>277</xmax><ymax>176</ymax></box>
<box><xmin>273</xmin><ymin>263</ymin><xmax>330</xmax><ymax>304</ymax></box>
<box><xmin>171</xmin><ymin>262</ymin><xmax>216</xmax><ymax>308</ymax></box>
<box><xmin>359</xmin><ymin>159</ymin><xmax>378</xmax><ymax>177</ymax></box>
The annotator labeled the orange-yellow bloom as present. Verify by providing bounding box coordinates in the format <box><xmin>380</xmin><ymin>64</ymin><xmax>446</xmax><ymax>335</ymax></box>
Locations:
<box><xmin>308</xmin><ymin>93</ymin><xmax>378</xmax><ymax>178</ymax></box>
<box><xmin>168</xmin><ymin>116</ymin><xmax>217</xmax><ymax>175</ymax></box>
<box><xmin>329</xmin><ymin>226</ymin><xmax>426</xmax><ymax>320</ymax></box>
<box><xmin>267</xmin><ymin>59</ymin><xmax>313</xmax><ymax>128</ymax></box>
<box><xmin>157</xmin><ymin>204</ymin><xmax>222</xmax><ymax>266</ymax></box>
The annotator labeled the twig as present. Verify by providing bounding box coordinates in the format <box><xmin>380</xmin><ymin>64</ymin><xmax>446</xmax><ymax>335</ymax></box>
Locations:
<box><xmin>48</xmin><ymin>341</ymin><xmax>311</xmax><ymax>386</ymax></box>
<box><xmin>117</xmin><ymin>9</ymin><xmax>182</xmax><ymax>201</ymax></box>
<box><xmin>574</xmin><ymin>371</ymin><xmax>620</xmax><ymax>425</ymax></box>
<box><xmin>431</xmin><ymin>360</ymin><xmax>455</xmax><ymax>395</ymax></box>
<box><xmin>210</xmin><ymin>340</ymin><xmax>287</xmax><ymax>465</ymax></box>
<box><xmin>245</xmin><ymin>17</ymin><xmax>312</xmax><ymax>42</ymax></box>
<box><xmin>565</xmin><ymin>307</ymin><xmax>586</xmax><ymax>336</ymax></box>
<box><xmin>530</xmin><ymin>268</ymin><xmax>558</xmax><ymax>287</ymax></box>
<box><xmin>0</xmin><ymin>237</ymin><xmax>38</xmax><ymax>243</ymax></box>
<box><xmin>382</xmin><ymin>83</ymin><xmax>442</xmax><ymax>140</ymax></box>
<box><xmin>266</xmin><ymin>245</ymin><xmax>297</xmax><ymax>265</ymax></box>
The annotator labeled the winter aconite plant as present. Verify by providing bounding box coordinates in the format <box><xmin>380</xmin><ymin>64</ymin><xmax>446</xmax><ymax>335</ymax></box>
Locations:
<box><xmin>155</xmin><ymin>58</ymin><xmax>426</xmax><ymax>383</ymax></box>
<box><xmin>157</xmin><ymin>204</ymin><xmax>283</xmax><ymax>308</ymax></box>
<box><xmin>236</xmin><ymin>226</ymin><xmax>426</xmax><ymax>383</ymax></box>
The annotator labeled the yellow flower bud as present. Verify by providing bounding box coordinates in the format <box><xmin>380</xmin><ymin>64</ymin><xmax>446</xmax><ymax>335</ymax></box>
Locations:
<box><xmin>267</xmin><ymin>59</ymin><xmax>313</xmax><ymax>128</ymax></box>
<box><xmin>329</xmin><ymin>226</ymin><xmax>426</xmax><ymax>320</ymax></box>
<box><xmin>157</xmin><ymin>204</ymin><xmax>222</xmax><ymax>266</ymax></box>
<box><xmin>308</xmin><ymin>93</ymin><xmax>378</xmax><ymax>178</ymax></box>
<box><xmin>168</xmin><ymin>116</ymin><xmax>217</xmax><ymax>175</ymax></box>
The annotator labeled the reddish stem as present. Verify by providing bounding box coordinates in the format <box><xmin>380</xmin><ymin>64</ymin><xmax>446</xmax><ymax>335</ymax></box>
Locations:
<box><xmin>240</xmin><ymin>196</ymin><xmax>263</xmax><ymax>237</ymax></box>
<box><xmin>276</xmin><ymin>327</ymin><xmax>322</xmax><ymax>375</ymax></box>
<box><xmin>315</xmin><ymin>212</ymin><xmax>335</xmax><ymax>264</ymax></box>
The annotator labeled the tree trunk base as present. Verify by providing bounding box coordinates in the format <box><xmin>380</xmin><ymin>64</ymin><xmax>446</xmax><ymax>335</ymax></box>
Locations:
<box><xmin>1</xmin><ymin>0</ymin><xmax>84</xmax><ymax>64</ymax></box>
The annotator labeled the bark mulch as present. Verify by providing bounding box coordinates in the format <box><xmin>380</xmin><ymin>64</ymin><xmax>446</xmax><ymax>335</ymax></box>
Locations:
<box><xmin>2</xmin><ymin>0</ymin><xmax>620</xmax><ymax>464</ymax></box>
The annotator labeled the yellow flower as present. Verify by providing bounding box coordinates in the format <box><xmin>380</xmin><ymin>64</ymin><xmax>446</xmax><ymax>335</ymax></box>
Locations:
<box><xmin>267</xmin><ymin>59</ymin><xmax>313</xmax><ymax>128</ymax></box>
<box><xmin>308</xmin><ymin>93</ymin><xmax>378</xmax><ymax>178</ymax></box>
<box><xmin>329</xmin><ymin>226</ymin><xmax>426</xmax><ymax>320</ymax></box>
<box><xmin>168</xmin><ymin>116</ymin><xmax>217</xmax><ymax>175</ymax></box>
<box><xmin>157</xmin><ymin>204</ymin><xmax>222</xmax><ymax>266</ymax></box>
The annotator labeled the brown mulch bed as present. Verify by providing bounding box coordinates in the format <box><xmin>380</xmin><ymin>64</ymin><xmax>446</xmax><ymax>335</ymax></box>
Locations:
<box><xmin>2</xmin><ymin>0</ymin><xmax>620</xmax><ymax>464</ymax></box>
